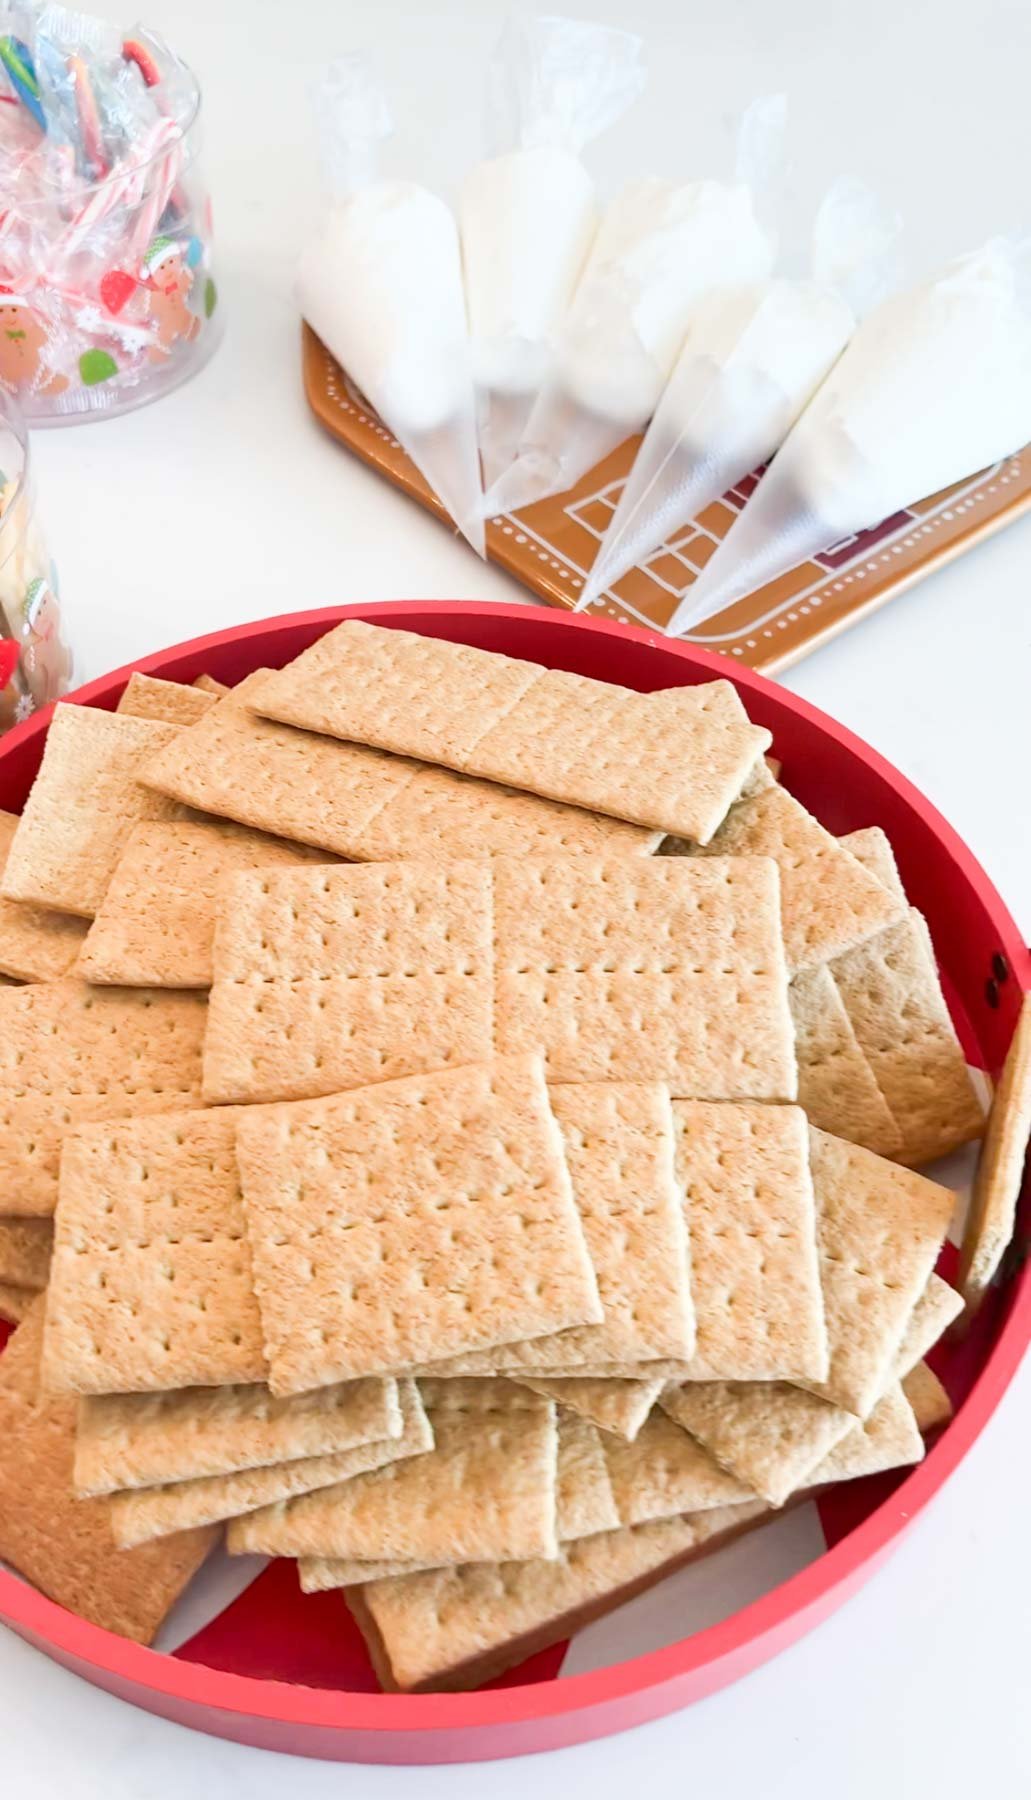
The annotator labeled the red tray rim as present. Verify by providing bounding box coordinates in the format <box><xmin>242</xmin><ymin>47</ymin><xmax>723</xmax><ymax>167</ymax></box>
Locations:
<box><xmin>1</xmin><ymin>598</ymin><xmax>1028</xmax><ymax>1747</ymax></box>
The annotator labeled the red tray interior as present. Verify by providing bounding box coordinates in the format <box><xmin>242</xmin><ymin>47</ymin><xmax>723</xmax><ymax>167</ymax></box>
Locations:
<box><xmin>0</xmin><ymin>601</ymin><xmax>1027</xmax><ymax>1757</ymax></box>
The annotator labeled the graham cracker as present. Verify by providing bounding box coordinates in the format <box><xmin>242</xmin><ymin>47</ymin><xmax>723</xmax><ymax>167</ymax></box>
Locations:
<box><xmin>0</xmin><ymin>1280</ymin><xmax>35</xmax><ymax>1323</ymax></box>
<box><xmin>601</xmin><ymin>1407</ymin><xmax>752</xmax><ymax>1523</ymax></box>
<box><xmin>349</xmin><ymin>1499</ymin><xmax>768</xmax><ymax>1692</ymax></box>
<box><xmin>247</xmin><ymin>620</ymin><xmax>770</xmax><ymax>844</ymax></box>
<box><xmin>422</xmin><ymin>1083</ymin><xmax>692</xmax><ymax>1374</ymax></box>
<box><xmin>110</xmin><ymin>1378</ymin><xmax>432</xmax><ymax>1547</ymax></box>
<box><xmin>204</xmin><ymin>853</ymin><xmax>792</xmax><ymax>1107</ymax></box>
<box><xmin>660</xmin><ymin>1269</ymin><xmax>961</xmax><ymax>1507</ymax></box>
<box><xmin>0</xmin><ymin>981</ymin><xmax>207</xmax><ymax>1217</ymax></box>
<box><xmin>554</xmin><ymin>1406</ymin><xmax>621</xmax><ymax>1539</ymax></box>
<box><xmin>896</xmin><ymin>1272</ymin><xmax>963</xmax><ymax>1368</ymax></box>
<box><xmin>193</xmin><ymin>674</ymin><xmax>229</xmax><ymax>697</ymax></box>
<box><xmin>226</xmin><ymin>1380</ymin><xmax>558</xmax><ymax>1564</ymax></box>
<box><xmin>491</xmin><ymin>854</ymin><xmax>795</xmax><ymax>1096</ymax></box>
<box><xmin>43</xmin><ymin>1106</ymin><xmax>266</xmax><ymax>1395</ymax></box>
<box><xmin>802</xmin><ymin>1127</ymin><xmax>953</xmax><ymax>1415</ymax></box>
<box><xmin>78</xmin><ymin>820</ymin><xmax>336</xmax><ymax>989</ymax></box>
<box><xmin>839</xmin><ymin>827</ymin><xmax>907</xmax><ymax>902</ymax></box>
<box><xmin>668</xmin><ymin>782</ymin><xmax>904</xmax><ymax>971</ymax></box>
<box><xmin>812</xmin><ymin>1384</ymin><xmax>923</xmax><ymax>1484</ymax></box>
<box><xmin>789</xmin><ymin>965</ymin><xmax>902</xmax><ymax>1157</ymax></box>
<box><xmin>514</xmin><ymin>1375</ymin><xmax>663</xmax><ymax>1441</ymax></box>
<box><xmin>236</xmin><ymin>1057</ymin><xmax>602</xmax><ymax>1393</ymax></box>
<box><xmin>75</xmin><ymin>1375</ymin><xmax>401</xmax><ymax>1495</ymax></box>
<box><xmin>831</xmin><ymin>845</ymin><xmax>985</xmax><ymax>1167</ymax></box>
<box><xmin>203</xmin><ymin>859</ymin><xmax>495</xmax><ymax>1105</ymax></box>
<box><xmin>117</xmin><ymin>672</ymin><xmax>218</xmax><ymax>727</ymax></box>
<box><xmin>0</xmin><ymin>809</ymin><xmax>89</xmax><ymax>981</ymax></box>
<box><xmin>298</xmin><ymin>1404</ymin><xmax>621</xmax><ymax>1593</ymax></box>
<box><xmin>0</xmin><ymin>1303</ymin><xmax>217</xmax><ymax>1641</ymax></box>
<box><xmin>141</xmin><ymin>671</ymin><xmax>658</xmax><ymax>863</ymax></box>
<box><xmin>0</xmin><ymin>1216</ymin><xmax>52</xmax><ymax>1288</ymax></box>
<box><xmin>958</xmin><ymin>992</ymin><xmax>1031</xmax><ymax>1308</ymax></box>
<box><xmin>902</xmin><ymin>1361</ymin><xmax>953</xmax><ymax>1431</ymax></box>
<box><xmin>0</xmin><ymin>705</ymin><xmax>184</xmax><ymax>918</ymax></box>
<box><xmin>671</xmin><ymin>1101</ymin><xmax>827</xmax><ymax>1382</ymax></box>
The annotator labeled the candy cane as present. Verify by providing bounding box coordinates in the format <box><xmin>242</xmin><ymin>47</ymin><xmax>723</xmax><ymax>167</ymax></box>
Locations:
<box><xmin>54</xmin><ymin>115</ymin><xmax>182</xmax><ymax>264</ymax></box>
<box><xmin>129</xmin><ymin>131</ymin><xmax>185</xmax><ymax>259</ymax></box>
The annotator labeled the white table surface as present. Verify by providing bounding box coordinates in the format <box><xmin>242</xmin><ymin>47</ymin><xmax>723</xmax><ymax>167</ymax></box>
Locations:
<box><xmin>4</xmin><ymin>0</ymin><xmax>1031</xmax><ymax>1791</ymax></box>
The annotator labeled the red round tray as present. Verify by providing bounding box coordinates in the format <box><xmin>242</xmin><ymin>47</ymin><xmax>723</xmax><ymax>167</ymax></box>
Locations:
<box><xmin>1</xmin><ymin>600</ymin><xmax>1028</xmax><ymax>1764</ymax></box>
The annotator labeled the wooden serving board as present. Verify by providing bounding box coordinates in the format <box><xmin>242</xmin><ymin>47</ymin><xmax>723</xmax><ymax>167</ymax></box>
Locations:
<box><xmin>303</xmin><ymin>324</ymin><xmax>1031</xmax><ymax>674</ymax></box>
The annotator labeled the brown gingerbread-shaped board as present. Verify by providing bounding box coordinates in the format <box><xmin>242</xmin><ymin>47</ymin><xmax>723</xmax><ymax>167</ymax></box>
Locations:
<box><xmin>302</xmin><ymin>325</ymin><xmax>1031</xmax><ymax>674</ymax></box>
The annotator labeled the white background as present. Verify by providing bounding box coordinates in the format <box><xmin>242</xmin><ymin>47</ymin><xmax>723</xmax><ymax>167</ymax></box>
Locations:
<box><xmin>4</xmin><ymin>0</ymin><xmax>1031</xmax><ymax>1791</ymax></box>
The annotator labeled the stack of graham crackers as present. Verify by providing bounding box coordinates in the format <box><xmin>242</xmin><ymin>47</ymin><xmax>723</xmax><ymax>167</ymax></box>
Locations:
<box><xmin>0</xmin><ymin>624</ymin><xmax>1026</xmax><ymax>1690</ymax></box>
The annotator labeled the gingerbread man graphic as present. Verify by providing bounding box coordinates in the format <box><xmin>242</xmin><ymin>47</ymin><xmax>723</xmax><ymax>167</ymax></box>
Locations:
<box><xmin>0</xmin><ymin>286</ymin><xmax>69</xmax><ymax>396</ymax></box>
<box><xmin>138</xmin><ymin>238</ymin><xmax>201</xmax><ymax>361</ymax></box>
<box><xmin>21</xmin><ymin>573</ymin><xmax>71</xmax><ymax>704</ymax></box>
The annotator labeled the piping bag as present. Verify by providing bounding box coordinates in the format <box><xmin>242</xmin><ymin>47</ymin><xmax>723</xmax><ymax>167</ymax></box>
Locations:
<box><xmin>666</xmin><ymin>235</ymin><xmax>1031</xmax><ymax>636</ymax></box>
<box><xmin>483</xmin><ymin>93</ymin><xmax>785</xmax><ymax>519</ymax></box>
<box><xmin>461</xmin><ymin>12</ymin><xmax>645</xmax><ymax>492</ymax></box>
<box><xmin>296</xmin><ymin>56</ymin><xmax>485</xmax><ymax>556</ymax></box>
<box><xmin>576</xmin><ymin>178</ymin><xmax>901</xmax><ymax>613</ymax></box>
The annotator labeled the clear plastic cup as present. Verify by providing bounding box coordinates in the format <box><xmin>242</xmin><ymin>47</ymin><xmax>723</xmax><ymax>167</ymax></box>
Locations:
<box><xmin>0</xmin><ymin>393</ymin><xmax>73</xmax><ymax>728</ymax></box>
<box><xmin>0</xmin><ymin>59</ymin><xmax>222</xmax><ymax>425</ymax></box>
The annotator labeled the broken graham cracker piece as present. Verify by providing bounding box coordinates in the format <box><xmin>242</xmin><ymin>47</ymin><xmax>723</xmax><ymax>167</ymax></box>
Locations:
<box><xmin>515</xmin><ymin>1375</ymin><xmax>663</xmax><ymax>1441</ymax></box>
<box><xmin>298</xmin><ymin>1404</ymin><xmax>621</xmax><ymax>1593</ymax></box>
<box><xmin>839</xmin><ymin>826</ymin><xmax>907</xmax><ymax>902</ymax></box>
<box><xmin>227</xmin><ymin>1380</ymin><xmax>557</xmax><ymax>1564</ymax></box>
<box><xmin>203</xmin><ymin>854</ymin><xmax>795</xmax><ymax>1107</ymax></box>
<box><xmin>236</xmin><ymin>1057</ymin><xmax>602</xmax><ymax>1394</ymax></box>
<box><xmin>141</xmin><ymin>670</ymin><xmax>657</xmax><ymax>863</ymax></box>
<box><xmin>789</xmin><ymin>965</ymin><xmax>902</xmax><ymax>1157</ymax></box>
<box><xmin>802</xmin><ymin>1128</ymin><xmax>954</xmax><ymax>1416</ymax></box>
<box><xmin>204</xmin><ymin>859</ymin><xmax>494</xmax><ymax>1105</ymax></box>
<box><xmin>661</xmin><ymin>1269</ymin><xmax>962</xmax><ymax>1508</ymax></box>
<box><xmin>0</xmin><ymin>705</ymin><xmax>184</xmax><ymax>918</ymax></box>
<box><xmin>117</xmin><ymin>671</ymin><xmax>219</xmax><ymax>726</ymax></box>
<box><xmin>812</xmin><ymin>1384</ymin><xmax>923</xmax><ymax>1484</ymax></box>
<box><xmin>75</xmin><ymin>1374</ymin><xmax>402</xmax><ymax>1495</ymax></box>
<box><xmin>0</xmin><ymin>809</ymin><xmax>89</xmax><ymax>981</ymax></box>
<box><xmin>422</xmin><ymin>1082</ymin><xmax>693</xmax><ymax>1375</ymax></box>
<box><xmin>833</xmin><ymin>831</ymin><xmax>985</xmax><ymax>1167</ymax></box>
<box><xmin>667</xmin><ymin>782</ymin><xmax>904</xmax><ymax>971</ymax></box>
<box><xmin>672</xmin><ymin>1101</ymin><xmax>827</xmax><ymax>1382</ymax></box>
<box><xmin>0</xmin><ymin>1216</ymin><xmax>52</xmax><ymax>1288</ymax></box>
<box><xmin>0</xmin><ymin>1302</ymin><xmax>217</xmax><ymax>1641</ymax></box>
<box><xmin>600</xmin><ymin>1407</ymin><xmax>752</xmax><ymax>1523</ymax></box>
<box><xmin>78</xmin><ymin>820</ymin><xmax>337</xmax><ymax>988</ymax></box>
<box><xmin>902</xmin><ymin>1362</ymin><xmax>953</xmax><ymax>1432</ymax></box>
<box><xmin>0</xmin><ymin>981</ymin><xmax>207</xmax><ymax>1218</ymax></box>
<box><xmin>0</xmin><ymin>1281</ymin><xmax>35</xmax><ymax>1323</ymax></box>
<box><xmin>193</xmin><ymin>673</ymin><xmax>230</xmax><ymax>697</ymax></box>
<box><xmin>43</xmin><ymin>1106</ymin><xmax>266</xmax><ymax>1395</ymax></box>
<box><xmin>349</xmin><ymin>1499</ymin><xmax>768</xmax><ymax>1693</ymax></box>
<box><xmin>247</xmin><ymin>619</ymin><xmax>770</xmax><ymax>844</ymax></box>
<box><xmin>109</xmin><ymin>1378</ymin><xmax>431</xmax><ymax>1547</ymax></box>
<box><xmin>958</xmin><ymin>992</ymin><xmax>1031</xmax><ymax>1310</ymax></box>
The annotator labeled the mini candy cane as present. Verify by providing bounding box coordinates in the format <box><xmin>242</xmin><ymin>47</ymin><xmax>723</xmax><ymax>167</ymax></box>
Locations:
<box><xmin>128</xmin><ymin>122</ymin><xmax>185</xmax><ymax>256</ymax></box>
<box><xmin>54</xmin><ymin>112</ymin><xmax>180</xmax><ymax>262</ymax></box>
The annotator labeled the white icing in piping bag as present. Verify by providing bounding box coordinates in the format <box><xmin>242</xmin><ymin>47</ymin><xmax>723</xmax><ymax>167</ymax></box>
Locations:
<box><xmin>296</xmin><ymin>56</ymin><xmax>485</xmax><ymax>556</ymax></box>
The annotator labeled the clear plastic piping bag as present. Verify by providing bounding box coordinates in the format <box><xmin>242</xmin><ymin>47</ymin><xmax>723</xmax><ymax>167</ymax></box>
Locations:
<box><xmin>483</xmin><ymin>93</ymin><xmax>785</xmax><ymax>519</ymax></box>
<box><xmin>297</xmin><ymin>55</ymin><xmax>485</xmax><ymax>556</ymax></box>
<box><xmin>461</xmin><ymin>13</ymin><xmax>645</xmax><ymax>492</ymax></box>
<box><xmin>576</xmin><ymin>178</ymin><xmax>900</xmax><ymax>613</ymax></box>
<box><xmin>665</xmin><ymin>233</ymin><xmax>1031</xmax><ymax>636</ymax></box>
